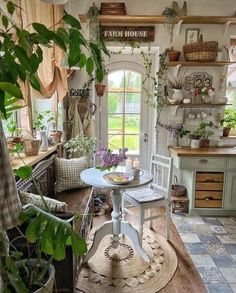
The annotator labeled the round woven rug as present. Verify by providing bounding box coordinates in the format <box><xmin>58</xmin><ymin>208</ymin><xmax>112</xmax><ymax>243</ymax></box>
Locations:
<box><xmin>77</xmin><ymin>227</ymin><xmax>177</xmax><ymax>293</ymax></box>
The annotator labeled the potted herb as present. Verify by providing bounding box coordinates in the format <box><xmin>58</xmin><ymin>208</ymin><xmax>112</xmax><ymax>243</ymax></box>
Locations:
<box><xmin>220</xmin><ymin>108</ymin><xmax>236</xmax><ymax>137</ymax></box>
<box><xmin>65</xmin><ymin>135</ymin><xmax>96</xmax><ymax>164</ymax></box>
<box><xmin>195</xmin><ymin>121</ymin><xmax>215</xmax><ymax>148</ymax></box>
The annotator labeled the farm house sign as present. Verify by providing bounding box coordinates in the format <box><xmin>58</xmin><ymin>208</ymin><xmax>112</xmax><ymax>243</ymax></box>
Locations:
<box><xmin>100</xmin><ymin>26</ymin><xmax>155</xmax><ymax>42</ymax></box>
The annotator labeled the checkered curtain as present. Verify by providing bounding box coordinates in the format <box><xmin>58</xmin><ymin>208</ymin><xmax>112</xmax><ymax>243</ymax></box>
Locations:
<box><xmin>0</xmin><ymin>120</ymin><xmax>22</xmax><ymax>232</ymax></box>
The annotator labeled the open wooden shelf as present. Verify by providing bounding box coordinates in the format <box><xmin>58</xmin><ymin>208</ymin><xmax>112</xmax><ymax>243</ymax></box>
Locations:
<box><xmin>166</xmin><ymin>103</ymin><xmax>228</xmax><ymax>108</ymax></box>
<box><xmin>167</xmin><ymin>61</ymin><xmax>236</xmax><ymax>67</ymax></box>
<box><xmin>79</xmin><ymin>15</ymin><xmax>236</xmax><ymax>24</ymax></box>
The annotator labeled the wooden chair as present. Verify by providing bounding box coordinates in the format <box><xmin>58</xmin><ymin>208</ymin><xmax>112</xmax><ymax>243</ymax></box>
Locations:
<box><xmin>122</xmin><ymin>154</ymin><xmax>173</xmax><ymax>242</ymax></box>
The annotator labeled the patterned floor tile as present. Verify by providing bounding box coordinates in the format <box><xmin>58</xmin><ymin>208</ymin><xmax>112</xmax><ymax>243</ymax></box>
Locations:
<box><xmin>229</xmin><ymin>283</ymin><xmax>236</xmax><ymax>293</ymax></box>
<box><xmin>212</xmin><ymin>255</ymin><xmax>236</xmax><ymax>268</ymax></box>
<box><xmin>192</xmin><ymin>224</ymin><xmax>211</xmax><ymax>235</ymax></box>
<box><xmin>225</xmin><ymin>245</ymin><xmax>236</xmax><ymax>255</ymax></box>
<box><xmin>179</xmin><ymin>233</ymin><xmax>201</xmax><ymax>243</ymax></box>
<box><xmin>219</xmin><ymin>268</ymin><xmax>236</xmax><ymax>283</ymax></box>
<box><xmin>203</xmin><ymin>217</ymin><xmax>223</xmax><ymax>226</ymax></box>
<box><xmin>204</xmin><ymin>242</ymin><xmax>226</xmax><ymax>256</ymax></box>
<box><xmin>209</xmin><ymin>225</ymin><xmax>229</xmax><ymax>235</ymax></box>
<box><xmin>176</xmin><ymin>224</ymin><xmax>193</xmax><ymax>233</ymax></box>
<box><xmin>186</xmin><ymin>216</ymin><xmax>205</xmax><ymax>225</ymax></box>
<box><xmin>185</xmin><ymin>243</ymin><xmax>208</xmax><ymax>255</ymax></box>
<box><xmin>191</xmin><ymin>255</ymin><xmax>216</xmax><ymax>268</ymax></box>
<box><xmin>216</xmin><ymin>233</ymin><xmax>236</xmax><ymax>244</ymax></box>
<box><xmin>217</xmin><ymin>218</ymin><xmax>236</xmax><ymax>226</ymax></box>
<box><xmin>199</xmin><ymin>234</ymin><xmax>221</xmax><ymax>245</ymax></box>
<box><xmin>206</xmin><ymin>283</ymin><xmax>233</xmax><ymax>293</ymax></box>
<box><xmin>198</xmin><ymin>267</ymin><xmax>225</xmax><ymax>283</ymax></box>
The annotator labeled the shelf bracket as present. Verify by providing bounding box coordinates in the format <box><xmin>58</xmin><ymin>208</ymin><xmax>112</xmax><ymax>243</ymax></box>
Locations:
<box><xmin>174</xmin><ymin>20</ymin><xmax>184</xmax><ymax>36</ymax></box>
<box><xmin>224</xmin><ymin>21</ymin><xmax>232</xmax><ymax>35</ymax></box>
<box><xmin>173</xmin><ymin>64</ymin><xmax>182</xmax><ymax>77</ymax></box>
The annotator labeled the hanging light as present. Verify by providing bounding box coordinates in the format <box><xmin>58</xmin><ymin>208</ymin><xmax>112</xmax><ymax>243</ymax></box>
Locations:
<box><xmin>40</xmin><ymin>0</ymin><xmax>69</xmax><ymax>4</ymax></box>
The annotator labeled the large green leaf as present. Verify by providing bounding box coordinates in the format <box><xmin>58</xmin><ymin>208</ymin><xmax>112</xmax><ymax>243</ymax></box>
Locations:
<box><xmin>0</xmin><ymin>82</ymin><xmax>23</xmax><ymax>99</ymax></box>
<box><xmin>56</xmin><ymin>28</ymin><xmax>69</xmax><ymax>44</ymax></box>
<box><xmin>95</xmin><ymin>67</ymin><xmax>104</xmax><ymax>83</ymax></box>
<box><xmin>53</xmin><ymin>34</ymin><xmax>66</xmax><ymax>51</ymax></box>
<box><xmin>30</xmin><ymin>54</ymin><xmax>40</xmax><ymax>73</ymax></box>
<box><xmin>15</xmin><ymin>166</ymin><xmax>32</xmax><ymax>179</ymax></box>
<box><xmin>86</xmin><ymin>57</ymin><xmax>94</xmax><ymax>75</ymax></box>
<box><xmin>63</xmin><ymin>14</ymin><xmax>81</xmax><ymax>30</ymax></box>
<box><xmin>78</xmin><ymin>53</ymin><xmax>86</xmax><ymax>68</ymax></box>
<box><xmin>32</xmin><ymin>23</ymin><xmax>55</xmax><ymax>40</ymax></box>
<box><xmin>6</xmin><ymin>1</ymin><xmax>16</xmax><ymax>15</ymax></box>
<box><xmin>2</xmin><ymin>15</ymin><xmax>9</xmax><ymax>29</ymax></box>
<box><xmin>28</xmin><ymin>74</ymin><xmax>41</xmax><ymax>91</ymax></box>
<box><xmin>14</xmin><ymin>45</ymin><xmax>32</xmax><ymax>73</ymax></box>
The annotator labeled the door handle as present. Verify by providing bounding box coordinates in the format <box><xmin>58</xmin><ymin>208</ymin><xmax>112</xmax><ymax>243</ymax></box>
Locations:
<box><xmin>144</xmin><ymin>133</ymin><xmax>148</xmax><ymax>142</ymax></box>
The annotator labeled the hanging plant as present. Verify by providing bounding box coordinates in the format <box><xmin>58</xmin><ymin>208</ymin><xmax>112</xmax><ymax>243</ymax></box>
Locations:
<box><xmin>162</xmin><ymin>7</ymin><xmax>178</xmax><ymax>44</ymax></box>
<box><xmin>87</xmin><ymin>3</ymin><xmax>100</xmax><ymax>42</ymax></box>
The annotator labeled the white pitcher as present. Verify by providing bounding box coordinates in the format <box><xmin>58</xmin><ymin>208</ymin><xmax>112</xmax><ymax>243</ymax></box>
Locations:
<box><xmin>40</xmin><ymin>131</ymin><xmax>48</xmax><ymax>151</ymax></box>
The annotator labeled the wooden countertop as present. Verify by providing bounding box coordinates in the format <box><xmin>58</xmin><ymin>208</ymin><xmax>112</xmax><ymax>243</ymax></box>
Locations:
<box><xmin>169</xmin><ymin>147</ymin><xmax>236</xmax><ymax>157</ymax></box>
<box><xmin>11</xmin><ymin>145</ymin><xmax>57</xmax><ymax>169</ymax></box>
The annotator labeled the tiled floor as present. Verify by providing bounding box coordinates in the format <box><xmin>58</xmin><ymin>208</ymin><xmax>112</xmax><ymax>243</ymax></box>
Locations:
<box><xmin>172</xmin><ymin>213</ymin><xmax>236</xmax><ymax>293</ymax></box>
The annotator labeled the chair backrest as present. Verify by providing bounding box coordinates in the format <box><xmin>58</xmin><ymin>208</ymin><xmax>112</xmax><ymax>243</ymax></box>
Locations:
<box><xmin>150</xmin><ymin>154</ymin><xmax>173</xmax><ymax>200</ymax></box>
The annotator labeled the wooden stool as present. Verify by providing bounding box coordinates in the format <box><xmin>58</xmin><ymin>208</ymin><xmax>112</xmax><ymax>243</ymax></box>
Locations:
<box><xmin>171</xmin><ymin>195</ymin><xmax>189</xmax><ymax>213</ymax></box>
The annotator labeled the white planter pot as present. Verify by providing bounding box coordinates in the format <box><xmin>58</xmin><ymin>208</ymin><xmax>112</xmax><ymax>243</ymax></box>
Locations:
<box><xmin>40</xmin><ymin>131</ymin><xmax>48</xmax><ymax>151</ymax></box>
<box><xmin>191</xmin><ymin>139</ymin><xmax>200</xmax><ymax>149</ymax></box>
<box><xmin>171</xmin><ymin>89</ymin><xmax>183</xmax><ymax>103</ymax></box>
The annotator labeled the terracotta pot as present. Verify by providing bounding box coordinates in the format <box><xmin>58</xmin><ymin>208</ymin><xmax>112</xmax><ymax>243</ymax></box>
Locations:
<box><xmin>50</xmin><ymin>131</ymin><xmax>62</xmax><ymax>144</ymax></box>
<box><xmin>223</xmin><ymin>127</ymin><xmax>231</xmax><ymax>137</ymax></box>
<box><xmin>199</xmin><ymin>138</ymin><xmax>210</xmax><ymax>148</ymax></box>
<box><xmin>23</xmin><ymin>139</ymin><xmax>41</xmax><ymax>156</ymax></box>
<box><xmin>168</xmin><ymin>50</ymin><xmax>181</xmax><ymax>61</ymax></box>
<box><xmin>95</xmin><ymin>84</ymin><xmax>106</xmax><ymax>97</ymax></box>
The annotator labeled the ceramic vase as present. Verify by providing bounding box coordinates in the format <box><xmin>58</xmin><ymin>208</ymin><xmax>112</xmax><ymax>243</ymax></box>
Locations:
<box><xmin>191</xmin><ymin>139</ymin><xmax>200</xmax><ymax>149</ymax></box>
<box><xmin>172</xmin><ymin>89</ymin><xmax>183</xmax><ymax>103</ymax></box>
<box><xmin>40</xmin><ymin>131</ymin><xmax>48</xmax><ymax>151</ymax></box>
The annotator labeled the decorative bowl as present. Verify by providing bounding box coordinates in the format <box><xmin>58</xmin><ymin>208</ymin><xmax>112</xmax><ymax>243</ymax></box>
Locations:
<box><xmin>103</xmin><ymin>172</ymin><xmax>134</xmax><ymax>185</ymax></box>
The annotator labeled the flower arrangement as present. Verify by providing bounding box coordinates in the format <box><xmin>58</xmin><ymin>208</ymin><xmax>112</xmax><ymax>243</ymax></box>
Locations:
<box><xmin>96</xmin><ymin>147</ymin><xmax>128</xmax><ymax>171</ymax></box>
<box><xmin>159</xmin><ymin>122</ymin><xmax>190</xmax><ymax>146</ymax></box>
<box><xmin>201</xmin><ymin>87</ymin><xmax>215</xmax><ymax>97</ymax></box>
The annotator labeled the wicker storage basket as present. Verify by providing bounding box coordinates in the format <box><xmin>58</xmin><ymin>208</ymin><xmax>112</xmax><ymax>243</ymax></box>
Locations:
<box><xmin>183</xmin><ymin>40</ymin><xmax>218</xmax><ymax>62</ymax></box>
<box><xmin>171</xmin><ymin>176</ymin><xmax>187</xmax><ymax>197</ymax></box>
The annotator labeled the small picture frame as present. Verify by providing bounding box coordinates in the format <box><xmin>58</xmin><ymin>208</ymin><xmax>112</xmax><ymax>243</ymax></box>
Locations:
<box><xmin>185</xmin><ymin>29</ymin><xmax>200</xmax><ymax>44</ymax></box>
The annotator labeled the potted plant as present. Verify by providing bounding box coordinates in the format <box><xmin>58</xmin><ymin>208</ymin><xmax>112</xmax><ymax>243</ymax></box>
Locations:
<box><xmin>220</xmin><ymin>108</ymin><xmax>236</xmax><ymax>137</ymax></box>
<box><xmin>6</xmin><ymin>119</ymin><xmax>23</xmax><ymax>144</ymax></box>
<box><xmin>65</xmin><ymin>135</ymin><xmax>96</xmax><ymax>164</ymax></box>
<box><xmin>33</xmin><ymin>111</ymin><xmax>50</xmax><ymax>151</ymax></box>
<box><xmin>0</xmin><ymin>1</ymin><xmax>108</xmax><ymax>291</ymax></box>
<box><xmin>189</xmin><ymin>133</ymin><xmax>201</xmax><ymax>148</ymax></box>
<box><xmin>167</xmin><ymin>71</ymin><xmax>186</xmax><ymax>104</ymax></box>
<box><xmin>195</xmin><ymin>121</ymin><xmax>215</xmax><ymax>148</ymax></box>
<box><xmin>87</xmin><ymin>2</ymin><xmax>100</xmax><ymax>42</ymax></box>
<box><xmin>168</xmin><ymin>47</ymin><xmax>181</xmax><ymax>61</ymax></box>
<box><xmin>162</xmin><ymin>7</ymin><xmax>178</xmax><ymax>44</ymax></box>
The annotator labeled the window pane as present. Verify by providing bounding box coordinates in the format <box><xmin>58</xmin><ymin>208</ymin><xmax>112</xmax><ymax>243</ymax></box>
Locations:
<box><xmin>125</xmin><ymin>115</ymin><xmax>140</xmax><ymax>134</ymax></box>
<box><xmin>108</xmin><ymin>70</ymin><xmax>124</xmax><ymax>92</ymax></box>
<box><xmin>108</xmin><ymin>135</ymin><xmax>123</xmax><ymax>150</ymax></box>
<box><xmin>108</xmin><ymin>93</ymin><xmax>123</xmax><ymax>113</ymax></box>
<box><xmin>124</xmin><ymin>135</ymin><xmax>139</xmax><ymax>154</ymax></box>
<box><xmin>125</xmin><ymin>93</ymin><xmax>141</xmax><ymax>113</ymax></box>
<box><xmin>108</xmin><ymin>114</ymin><xmax>123</xmax><ymax>134</ymax></box>
<box><xmin>125</xmin><ymin>70</ymin><xmax>142</xmax><ymax>92</ymax></box>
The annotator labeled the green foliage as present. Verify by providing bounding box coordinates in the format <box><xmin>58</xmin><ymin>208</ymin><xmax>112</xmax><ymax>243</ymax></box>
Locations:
<box><xmin>220</xmin><ymin>107</ymin><xmax>236</xmax><ymax>128</ymax></box>
<box><xmin>0</xmin><ymin>2</ymin><xmax>109</xmax><ymax>119</ymax></box>
<box><xmin>65</xmin><ymin>136</ymin><xmax>96</xmax><ymax>158</ymax></box>
<box><xmin>33</xmin><ymin>111</ymin><xmax>54</xmax><ymax>131</ymax></box>
<box><xmin>194</xmin><ymin>121</ymin><xmax>215</xmax><ymax>139</ymax></box>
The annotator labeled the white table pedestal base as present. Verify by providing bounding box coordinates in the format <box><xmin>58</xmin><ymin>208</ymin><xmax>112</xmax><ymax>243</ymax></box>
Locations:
<box><xmin>83</xmin><ymin>189</ymin><xmax>150</xmax><ymax>263</ymax></box>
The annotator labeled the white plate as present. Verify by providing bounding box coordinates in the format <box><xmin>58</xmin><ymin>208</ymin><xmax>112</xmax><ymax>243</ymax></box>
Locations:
<box><xmin>103</xmin><ymin>172</ymin><xmax>134</xmax><ymax>185</ymax></box>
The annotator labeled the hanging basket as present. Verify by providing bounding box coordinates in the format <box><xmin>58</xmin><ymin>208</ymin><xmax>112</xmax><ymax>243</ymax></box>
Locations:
<box><xmin>171</xmin><ymin>176</ymin><xmax>187</xmax><ymax>197</ymax></box>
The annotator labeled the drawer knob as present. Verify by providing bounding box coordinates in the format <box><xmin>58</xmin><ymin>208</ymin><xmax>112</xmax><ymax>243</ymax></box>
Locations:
<box><xmin>199</xmin><ymin>159</ymin><xmax>208</xmax><ymax>164</ymax></box>
<box><xmin>204</xmin><ymin>197</ymin><xmax>213</xmax><ymax>201</ymax></box>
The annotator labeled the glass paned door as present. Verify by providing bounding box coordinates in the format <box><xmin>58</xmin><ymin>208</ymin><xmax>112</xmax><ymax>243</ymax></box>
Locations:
<box><xmin>107</xmin><ymin>69</ymin><xmax>145</xmax><ymax>156</ymax></box>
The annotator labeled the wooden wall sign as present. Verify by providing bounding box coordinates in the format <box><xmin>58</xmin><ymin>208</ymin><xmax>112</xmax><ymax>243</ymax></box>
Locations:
<box><xmin>100</xmin><ymin>26</ymin><xmax>155</xmax><ymax>42</ymax></box>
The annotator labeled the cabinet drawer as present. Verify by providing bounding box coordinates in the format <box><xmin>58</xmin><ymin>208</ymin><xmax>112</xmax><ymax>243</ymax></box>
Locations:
<box><xmin>196</xmin><ymin>173</ymin><xmax>224</xmax><ymax>183</ymax></box>
<box><xmin>195</xmin><ymin>190</ymin><xmax>223</xmax><ymax>200</ymax></box>
<box><xmin>195</xmin><ymin>199</ymin><xmax>222</xmax><ymax>208</ymax></box>
<box><xmin>180</xmin><ymin>157</ymin><xmax>225</xmax><ymax>170</ymax></box>
<box><xmin>195</xmin><ymin>182</ymin><xmax>223</xmax><ymax>191</ymax></box>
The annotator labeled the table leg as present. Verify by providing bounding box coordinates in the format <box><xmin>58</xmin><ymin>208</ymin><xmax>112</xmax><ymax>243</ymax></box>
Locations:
<box><xmin>111</xmin><ymin>189</ymin><xmax>122</xmax><ymax>249</ymax></box>
<box><xmin>121</xmin><ymin>221</ymin><xmax>150</xmax><ymax>262</ymax></box>
<box><xmin>83</xmin><ymin>221</ymin><xmax>112</xmax><ymax>263</ymax></box>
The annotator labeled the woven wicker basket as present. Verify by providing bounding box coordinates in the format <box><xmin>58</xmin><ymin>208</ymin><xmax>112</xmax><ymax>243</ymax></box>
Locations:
<box><xmin>183</xmin><ymin>40</ymin><xmax>218</xmax><ymax>62</ymax></box>
<box><xmin>171</xmin><ymin>176</ymin><xmax>187</xmax><ymax>197</ymax></box>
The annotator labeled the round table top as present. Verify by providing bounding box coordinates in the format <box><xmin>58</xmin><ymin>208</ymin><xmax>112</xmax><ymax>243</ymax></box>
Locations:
<box><xmin>81</xmin><ymin>167</ymin><xmax>153</xmax><ymax>190</ymax></box>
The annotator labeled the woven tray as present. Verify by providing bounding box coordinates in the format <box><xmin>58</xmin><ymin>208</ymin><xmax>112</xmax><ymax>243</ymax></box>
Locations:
<box><xmin>183</xmin><ymin>41</ymin><xmax>218</xmax><ymax>61</ymax></box>
<box><xmin>171</xmin><ymin>176</ymin><xmax>187</xmax><ymax>197</ymax></box>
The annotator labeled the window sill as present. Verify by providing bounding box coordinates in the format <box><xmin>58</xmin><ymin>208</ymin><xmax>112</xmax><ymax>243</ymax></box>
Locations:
<box><xmin>222</xmin><ymin>136</ymin><xmax>236</xmax><ymax>139</ymax></box>
<box><xmin>11</xmin><ymin>145</ymin><xmax>57</xmax><ymax>169</ymax></box>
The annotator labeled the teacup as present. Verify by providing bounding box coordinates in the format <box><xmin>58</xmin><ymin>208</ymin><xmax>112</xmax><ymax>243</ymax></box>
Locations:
<box><xmin>131</xmin><ymin>168</ymin><xmax>144</xmax><ymax>178</ymax></box>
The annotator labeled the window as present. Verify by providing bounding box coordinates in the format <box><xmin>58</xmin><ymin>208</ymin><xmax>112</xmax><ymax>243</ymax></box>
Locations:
<box><xmin>107</xmin><ymin>69</ymin><xmax>142</xmax><ymax>154</ymax></box>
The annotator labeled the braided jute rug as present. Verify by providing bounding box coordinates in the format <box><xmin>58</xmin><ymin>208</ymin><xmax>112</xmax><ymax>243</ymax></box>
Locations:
<box><xmin>76</xmin><ymin>227</ymin><xmax>178</xmax><ymax>293</ymax></box>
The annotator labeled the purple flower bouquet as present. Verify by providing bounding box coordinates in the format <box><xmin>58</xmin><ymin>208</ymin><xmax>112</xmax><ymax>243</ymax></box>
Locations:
<box><xmin>96</xmin><ymin>147</ymin><xmax>128</xmax><ymax>171</ymax></box>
